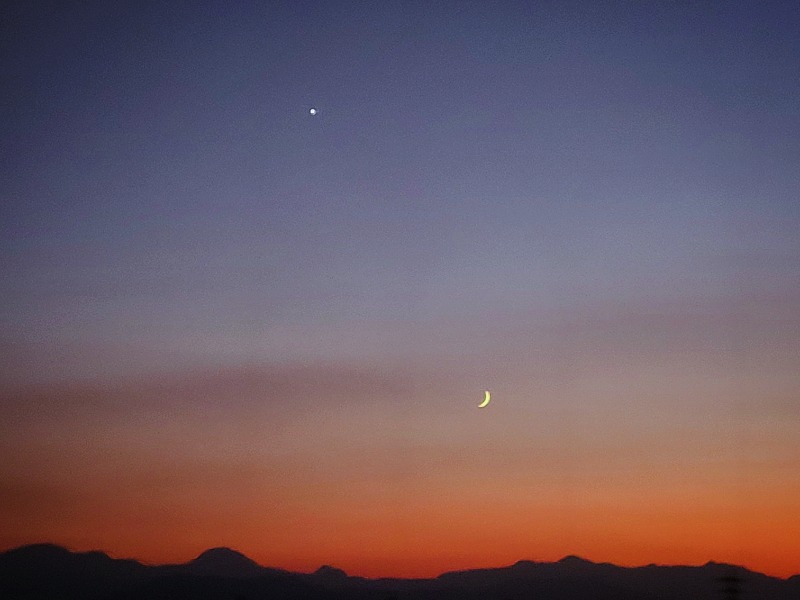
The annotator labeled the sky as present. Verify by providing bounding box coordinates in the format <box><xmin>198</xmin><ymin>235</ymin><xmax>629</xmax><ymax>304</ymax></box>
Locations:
<box><xmin>1</xmin><ymin>0</ymin><xmax>799</xmax><ymax>579</ymax></box>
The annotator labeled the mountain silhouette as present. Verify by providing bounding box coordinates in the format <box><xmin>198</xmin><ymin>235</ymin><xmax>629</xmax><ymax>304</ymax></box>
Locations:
<box><xmin>314</xmin><ymin>564</ymin><xmax>349</xmax><ymax>579</ymax></box>
<box><xmin>1</xmin><ymin>544</ymin><xmax>799</xmax><ymax>600</ymax></box>
<box><xmin>0</xmin><ymin>543</ymin><xmax>151</xmax><ymax>599</ymax></box>
<box><xmin>187</xmin><ymin>547</ymin><xmax>267</xmax><ymax>578</ymax></box>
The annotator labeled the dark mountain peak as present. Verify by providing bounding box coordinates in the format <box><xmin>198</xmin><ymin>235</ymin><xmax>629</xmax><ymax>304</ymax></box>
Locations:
<box><xmin>0</xmin><ymin>543</ymin><xmax>149</xmax><ymax>598</ymax></box>
<box><xmin>0</xmin><ymin>543</ymin><xmax>125</xmax><ymax>571</ymax></box>
<box><xmin>702</xmin><ymin>560</ymin><xmax>754</xmax><ymax>578</ymax></box>
<box><xmin>189</xmin><ymin>547</ymin><xmax>263</xmax><ymax>577</ymax></box>
<box><xmin>703</xmin><ymin>560</ymin><xmax>742</xmax><ymax>569</ymax></box>
<box><xmin>511</xmin><ymin>559</ymin><xmax>538</xmax><ymax>568</ymax></box>
<box><xmin>558</xmin><ymin>555</ymin><xmax>594</xmax><ymax>566</ymax></box>
<box><xmin>193</xmin><ymin>547</ymin><xmax>251</xmax><ymax>562</ymax></box>
<box><xmin>508</xmin><ymin>559</ymin><xmax>543</xmax><ymax>573</ymax></box>
<box><xmin>1</xmin><ymin>544</ymin><xmax>144</xmax><ymax>570</ymax></box>
<box><xmin>2</xmin><ymin>543</ymin><xmax>72</xmax><ymax>559</ymax></box>
<box><xmin>314</xmin><ymin>564</ymin><xmax>348</xmax><ymax>578</ymax></box>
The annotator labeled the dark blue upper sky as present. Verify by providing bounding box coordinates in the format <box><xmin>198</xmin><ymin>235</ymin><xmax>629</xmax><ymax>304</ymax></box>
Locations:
<box><xmin>2</xmin><ymin>0</ymin><xmax>799</xmax><ymax>382</ymax></box>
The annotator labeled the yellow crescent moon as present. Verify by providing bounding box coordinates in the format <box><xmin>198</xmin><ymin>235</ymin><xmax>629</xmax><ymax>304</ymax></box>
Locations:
<box><xmin>478</xmin><ymin>390</ymin><xmax>491</xmax><ymax>408</ymax></box>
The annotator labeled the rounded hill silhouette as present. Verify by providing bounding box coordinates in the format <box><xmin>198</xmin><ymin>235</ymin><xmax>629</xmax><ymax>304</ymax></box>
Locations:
<box><xmin>313</xmin><ymin>564</ymin><xmax>348</xmax><ymax>579</ymax></box>
<box><xmin>188</xmin><ymin>547</ymin><xmax>264</xmax><ymax>578</ymax></box>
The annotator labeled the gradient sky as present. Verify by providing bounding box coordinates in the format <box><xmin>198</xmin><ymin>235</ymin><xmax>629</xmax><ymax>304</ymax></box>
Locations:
<box><xmin>1</xmin><ymin>0</ymin><xmax>799</xmax><ymax>579</ymax></box>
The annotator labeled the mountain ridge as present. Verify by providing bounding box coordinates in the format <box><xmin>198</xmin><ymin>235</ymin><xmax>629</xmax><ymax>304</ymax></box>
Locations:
<box><xmin>1</xmin><ymin>543</ymin><xmax>798</xmax><ymax>600</ymax></box>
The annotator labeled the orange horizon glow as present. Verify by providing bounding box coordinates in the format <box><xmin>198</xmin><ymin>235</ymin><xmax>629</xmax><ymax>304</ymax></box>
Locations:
<box><xmin>2</xmin><ymin>368</ymin><xmax>798</xmax><ymax>582</ymax></box>
<box><xmin>2</xmin><ymin>299</ymin><xmax>798</xmax><ymax>583</ymax></box>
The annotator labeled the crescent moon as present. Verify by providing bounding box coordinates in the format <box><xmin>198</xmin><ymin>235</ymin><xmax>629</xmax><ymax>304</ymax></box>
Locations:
<box><xmin>478</xmin><ymin>390</ymin><xmax>491</xmax><ymax>408</ymax></box>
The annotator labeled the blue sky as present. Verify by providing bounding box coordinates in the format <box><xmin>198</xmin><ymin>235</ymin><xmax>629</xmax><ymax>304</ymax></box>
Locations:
<box><xmin>4</xmin><ymin>1</ymin><xmax>797</xmax><ymax>382</ymax></box>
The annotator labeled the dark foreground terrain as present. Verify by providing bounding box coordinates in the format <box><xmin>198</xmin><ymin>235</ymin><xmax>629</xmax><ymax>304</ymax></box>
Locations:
<box><xmin>1</xmin><ymin>544</ymin><xmax>798</xmax><ymax>600</ymax></box>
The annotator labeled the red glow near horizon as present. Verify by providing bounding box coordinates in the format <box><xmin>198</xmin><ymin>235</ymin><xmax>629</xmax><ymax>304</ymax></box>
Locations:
<box><xmin>2</xmin><ymin>364</ymin><xmax>798</xmax><ymax>581</ymax></box>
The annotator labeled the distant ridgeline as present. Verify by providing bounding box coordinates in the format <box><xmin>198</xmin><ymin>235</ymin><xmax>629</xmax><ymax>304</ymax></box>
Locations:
<box><xmin>1</xmin><ymin>544</ymin><xmax>799</xmax><ymax>600</ymax></box>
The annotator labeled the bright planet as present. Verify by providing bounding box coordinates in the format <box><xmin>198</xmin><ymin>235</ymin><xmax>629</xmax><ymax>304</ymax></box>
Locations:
<box><xmin>309</xmin><ymin>108</ymin><xmax>317</xmax><ymax>115</ymax></box>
